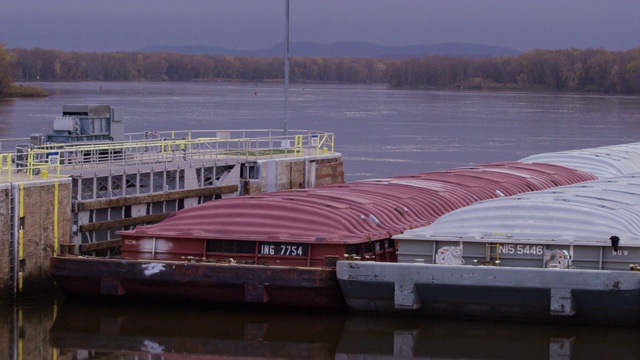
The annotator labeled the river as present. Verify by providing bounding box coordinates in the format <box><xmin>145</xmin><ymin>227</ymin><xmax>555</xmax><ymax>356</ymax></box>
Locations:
<box><xmin>2</xmin><ymin>82</ymin><xmax>640</xmax><ymax>359</ymax></box>
<box><xmin>2</xmin><ymin>82</ymin><xmax>639</xmax><ymax>182</ymax></box>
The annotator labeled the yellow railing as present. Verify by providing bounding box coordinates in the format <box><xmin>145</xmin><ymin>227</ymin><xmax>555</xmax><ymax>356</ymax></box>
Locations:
<box><xmin>316</xmin><ymin>133</ymin><xmax>335</xmax><ymax>154</ymax></box>
<box><xmin>0</xmin><ymin>130</ymin><xmax>337</xmax><ymax>182</ymax></box>
<box><xmin>294</xmin><ymin>135</ymin><xmax>304</xmax><ymax>156</ymax></box>
<box><xmin>0</xmin><ymin>153</ymin><xmax>11</xmax><ymax>182</ymax></box>
<box><xmin>26</xmin><ymin>149</ymin><xmax>63</xmax><ymax>180</ymax></box>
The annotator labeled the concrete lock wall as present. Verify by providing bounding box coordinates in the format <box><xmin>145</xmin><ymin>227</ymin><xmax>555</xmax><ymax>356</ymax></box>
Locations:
<box><xmin>314</xmin><ymin>158</ymin><xmax>345</xmax><ymax>186</ymax></box>
<box><xmin>247</xmin><ymin>156</ymin><xmax>344</xmax><ymax>196</ymax></box>
<box><xmin>276</xmin><ymin>160</ymin><xmax>307</xmax><ymax>191</ymax></box>
<box><xmin>6</xmin><ymin>179</ymin><xmax>72</xmax><ymax>300</ymax></box>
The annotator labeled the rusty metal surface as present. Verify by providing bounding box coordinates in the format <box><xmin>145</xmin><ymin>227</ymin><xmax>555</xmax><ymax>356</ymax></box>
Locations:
<box><xmin>50</xmin><ymin>256</ymin><xmax>346</xmax><ymax>309</ymax></box>
<box><xmin>119</xmin><ymin>162</ymin><xmax>596</xmax><ymax>244</ymax></box>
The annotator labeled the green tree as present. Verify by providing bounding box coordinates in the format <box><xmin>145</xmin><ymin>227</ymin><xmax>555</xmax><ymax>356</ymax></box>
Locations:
<box><xmin>0</xmin><ymin>44</ymin><xmax>14</xmax><ymax>96</ymax></box>
<box><xmin>624</xmin><ymin>60</ymin><xmax>640</xmax><ymax>93</ymax></box>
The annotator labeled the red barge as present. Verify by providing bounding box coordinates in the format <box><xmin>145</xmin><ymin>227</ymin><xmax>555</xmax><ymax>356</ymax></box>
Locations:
<box><xmin>50</xmin><ymin>162</ymin><xmax>596</xmax><ymax>308</ymax></box>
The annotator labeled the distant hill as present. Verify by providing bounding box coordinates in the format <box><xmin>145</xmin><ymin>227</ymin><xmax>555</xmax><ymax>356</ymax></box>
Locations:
<box><xmin>138</xmin><ymin>42</ymin><xmax>521</xmax><ymax>59</ymax></box>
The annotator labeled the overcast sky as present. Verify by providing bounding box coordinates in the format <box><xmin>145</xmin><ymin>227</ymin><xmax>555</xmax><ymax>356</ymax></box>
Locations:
<box><xmin>1</xmin><ymin>0</ymin><xmax>639</xmax><ymax>52</ymax></box>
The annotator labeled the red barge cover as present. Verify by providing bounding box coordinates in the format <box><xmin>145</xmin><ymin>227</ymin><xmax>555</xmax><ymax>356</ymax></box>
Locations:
<box><xmin>119</xmin><ymin>162</ymin><xmax>595</xmax><ymax>245</ymax></box>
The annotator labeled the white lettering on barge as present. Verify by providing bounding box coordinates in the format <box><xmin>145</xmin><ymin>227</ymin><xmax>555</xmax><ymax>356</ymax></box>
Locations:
<box><xmin>498</xmin><ymin>244</ymin><xmax>544</xmax><ymax>256</ymax></box>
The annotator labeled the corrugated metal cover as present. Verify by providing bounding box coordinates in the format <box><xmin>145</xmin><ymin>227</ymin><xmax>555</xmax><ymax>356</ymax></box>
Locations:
<box><xmin>520</xmin><ymin>142</ymin><xmax>640</xmax><ymax>178</ymax></box>
<box><xmin>396</xmin><ymin>175</ymin><xmax>640</xmax><ymax>247</ymax></box>
<box><xmin>119</xmin><ymin>161</ymin><xmax>595</xmax><ymax>244</ymax></box>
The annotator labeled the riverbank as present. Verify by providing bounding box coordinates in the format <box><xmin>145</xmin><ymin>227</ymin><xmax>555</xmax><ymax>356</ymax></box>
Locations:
<box><xmin>3</xmin><ymin>84</ymin><xmax>48</xmax><ymax>98</ymax></box>
<box><xmin>8</xmin><ymin>47</ymin><xmax>640</xmax><ymax>94</ymax></box>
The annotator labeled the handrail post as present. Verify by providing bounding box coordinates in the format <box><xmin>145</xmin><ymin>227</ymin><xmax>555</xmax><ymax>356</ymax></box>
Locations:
<box><xmin>27</xmin><ymin>149</ymin><xmax>34</xmax><ymax>180</ymax></box>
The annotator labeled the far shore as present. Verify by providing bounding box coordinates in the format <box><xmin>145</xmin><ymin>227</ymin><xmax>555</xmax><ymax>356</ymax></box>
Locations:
<box><xmin>2</xmin><ymin>84</ymin><xmax>48</xmax><ymax>98</ymax></box>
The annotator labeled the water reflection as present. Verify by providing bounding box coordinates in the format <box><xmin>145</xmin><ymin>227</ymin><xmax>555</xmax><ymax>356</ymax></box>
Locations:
<box><xmin>336</xmin><ymin>316</ymin><xmax>640</xmax><ymax>359</ymax></box>
<box><xmin>0</xmin><ymin>298</ymin><xmax>627</xmax><ymax>359</ymax></box>
<box><xmin>50</xmin><ymin>300</ymin><xmax>345</xmax><ymax>359</ymax></box>
<box><xmin>2</xmin><ymin>296</ymin><xmax>640</xmax><ymax>359</ymax></box>
<box><xmin>0</xmin><ymin>98</ymin><xmax>16</xmax><ymax>139</ymax></box>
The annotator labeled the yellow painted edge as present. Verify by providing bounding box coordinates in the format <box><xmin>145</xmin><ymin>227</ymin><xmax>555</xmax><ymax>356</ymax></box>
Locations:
<box><xmin>19</xmin><ymin>230</ymin><xmax>23</xmax><ymax>261</ymax></box>
<box><xmin>28</xmin><ymin>149</ymin><xmax>33</xmax><ymax>180</ymax></box>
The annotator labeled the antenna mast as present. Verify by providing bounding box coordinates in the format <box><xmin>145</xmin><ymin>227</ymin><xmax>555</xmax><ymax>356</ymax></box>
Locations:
<box><xmin>284</xmin><ymin>0</ymin><xmax>290</xmax><ymax>137</ymax></box>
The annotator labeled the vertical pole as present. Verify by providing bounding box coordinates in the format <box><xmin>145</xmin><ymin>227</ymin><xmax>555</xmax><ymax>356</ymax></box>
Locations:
<box><xmin>284</xmin><ymin>0</ymin><xmax>290</xmax><ymax>138</ymax></box>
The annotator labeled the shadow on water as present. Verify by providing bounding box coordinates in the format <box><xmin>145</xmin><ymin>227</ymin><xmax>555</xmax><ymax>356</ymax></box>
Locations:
<box><xmin>3</xmin><ymin>295</ymin><xmax>640</xmax><ymax>359</ymax></box>
<box><xmin>337</xmin><ymin>315</ymin><xmax>640</xmax><ymax>359</ymax></box>
<box><xmin>49</xmin><ymin>299</ymin><xmax>345</xmax><ymax>359</ymax></box>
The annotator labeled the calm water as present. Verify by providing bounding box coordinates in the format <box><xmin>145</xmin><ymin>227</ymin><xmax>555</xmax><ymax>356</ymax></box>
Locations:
<box><xmin>2</xmin><ymin>82</ymin><xmax>640</xmax><ymax>359</ymax></box>
<box><xmin>2</xmin><ymin>82</ymin><xmax>639</xmax><ymax>181</ymax></box>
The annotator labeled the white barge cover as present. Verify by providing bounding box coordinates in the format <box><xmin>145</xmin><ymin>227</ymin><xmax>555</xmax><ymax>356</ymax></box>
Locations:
<box><xmin>395</xmin><ymin>174</ymin><xmax>640</xmax><ymax>247</ymax></box>
<box><xmin>339</xmin><ymin>174</ymin><xmax>640</xmax><ymax>323</ymax></box>
<box><xmin>520</xmin><ymin>142</ymin><xmax>640</xmax><ymax>178</ymax></box>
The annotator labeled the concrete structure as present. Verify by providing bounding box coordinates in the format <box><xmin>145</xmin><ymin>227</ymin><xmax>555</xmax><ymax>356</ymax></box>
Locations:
<box><xmin>0</xmin><ymin>130</ymin><xmax>343</xmax><ymax>300</ymax></box>
<box><xmin>0</xmin><ymin>179</ymin><xmax>72</xmax><ymax>300</ymax></box>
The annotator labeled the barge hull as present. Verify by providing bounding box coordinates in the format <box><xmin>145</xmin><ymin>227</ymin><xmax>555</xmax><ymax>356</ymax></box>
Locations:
<box><xmin>336</xmin><ymin>261</ymin><xmax>640</xmax><ymax>324</ymax></box>
<box><xmin>51</xmin><ymin>256</ymin><xmax>346</xmax><ymax>309</ymax></box>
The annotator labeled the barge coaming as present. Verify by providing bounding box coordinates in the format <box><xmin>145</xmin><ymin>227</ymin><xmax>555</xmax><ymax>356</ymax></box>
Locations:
<box><xmin>51</xmin><ymin>256</ymin><xmax>345</xmax><ymax>309</ymax></box>
<box><xmin>337</xmin><ymin>261</ymin><xmax>640</xmax><ymax>324</ymax></box>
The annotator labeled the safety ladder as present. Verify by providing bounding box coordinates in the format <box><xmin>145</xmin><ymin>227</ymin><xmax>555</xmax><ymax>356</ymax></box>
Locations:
<box><xmin>475</xmin><ymin>243</ymin><xmax>501</xmax><ymax>266</ymax></box>
<box><xmin>486</xmin><ymin>243</ymin><xmax>500</xmax><ymax>265</ymax></box>
<box><xmin>9</xmin><ymin>184</ymin><xmax>26</xmax><ymax>297</ymax></box>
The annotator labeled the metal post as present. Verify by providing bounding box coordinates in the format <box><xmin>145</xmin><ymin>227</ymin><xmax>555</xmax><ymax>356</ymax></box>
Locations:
<box><xmin>284</xmin><ymin>0</ymin><xmax>290</xmax><ymax>138</ymax></box>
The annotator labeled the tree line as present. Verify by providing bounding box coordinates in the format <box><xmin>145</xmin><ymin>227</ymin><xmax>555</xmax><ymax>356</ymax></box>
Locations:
<box><xmin>387</xmin><ymin>48</ymin><xmax>640</xmax><ymax>93</ymax></box>
<box><xmin>0</xmin><ymin>44</ymin><xmax>14</xmax><ymax>96</ymax></box>
<box><xmin>7</xmin><ymin>48</ymin><xmax>388</xmax><ymax>84</ymax></box>
<box><xmin>3</xmin><ymin>46</ymin><xmax>640</xmax><ymax>94</ymax></box>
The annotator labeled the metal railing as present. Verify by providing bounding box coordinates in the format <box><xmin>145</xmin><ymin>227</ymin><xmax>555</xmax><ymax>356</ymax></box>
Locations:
<box><xmin>0</xmin><ymin>129</ymin><xmax>336</xmax><ymax>182</ymax></box>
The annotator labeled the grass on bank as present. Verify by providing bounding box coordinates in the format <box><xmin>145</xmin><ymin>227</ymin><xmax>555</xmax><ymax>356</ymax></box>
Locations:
<box><xmin>221</xmin><ymin>149</ymin><xmax>299</xmax><ymax>157</ymax></box>
<box><xmin>5</xmin><ymin>84</ymin><xmax>48</xmax><ymax>98</ymax></box>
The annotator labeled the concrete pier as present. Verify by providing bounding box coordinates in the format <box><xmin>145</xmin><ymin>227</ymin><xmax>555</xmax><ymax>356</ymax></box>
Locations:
<box><xmin>1</xmin><ymin>179</ymin><xmax>72</xmax><ymax>299</ymax></box>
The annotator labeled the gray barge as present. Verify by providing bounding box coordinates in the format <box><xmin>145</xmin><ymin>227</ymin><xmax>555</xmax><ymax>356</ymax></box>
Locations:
<box><xmin>337</xmin><ymin>145</ymin><xmax>640</xmax><ymax>324</ymax></box>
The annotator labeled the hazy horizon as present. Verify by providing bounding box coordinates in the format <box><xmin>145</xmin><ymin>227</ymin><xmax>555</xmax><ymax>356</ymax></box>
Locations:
<box><xmin>2</xmin><ymin>0</ymin><xmax>639</xmax><ymax>53</ymax></box>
